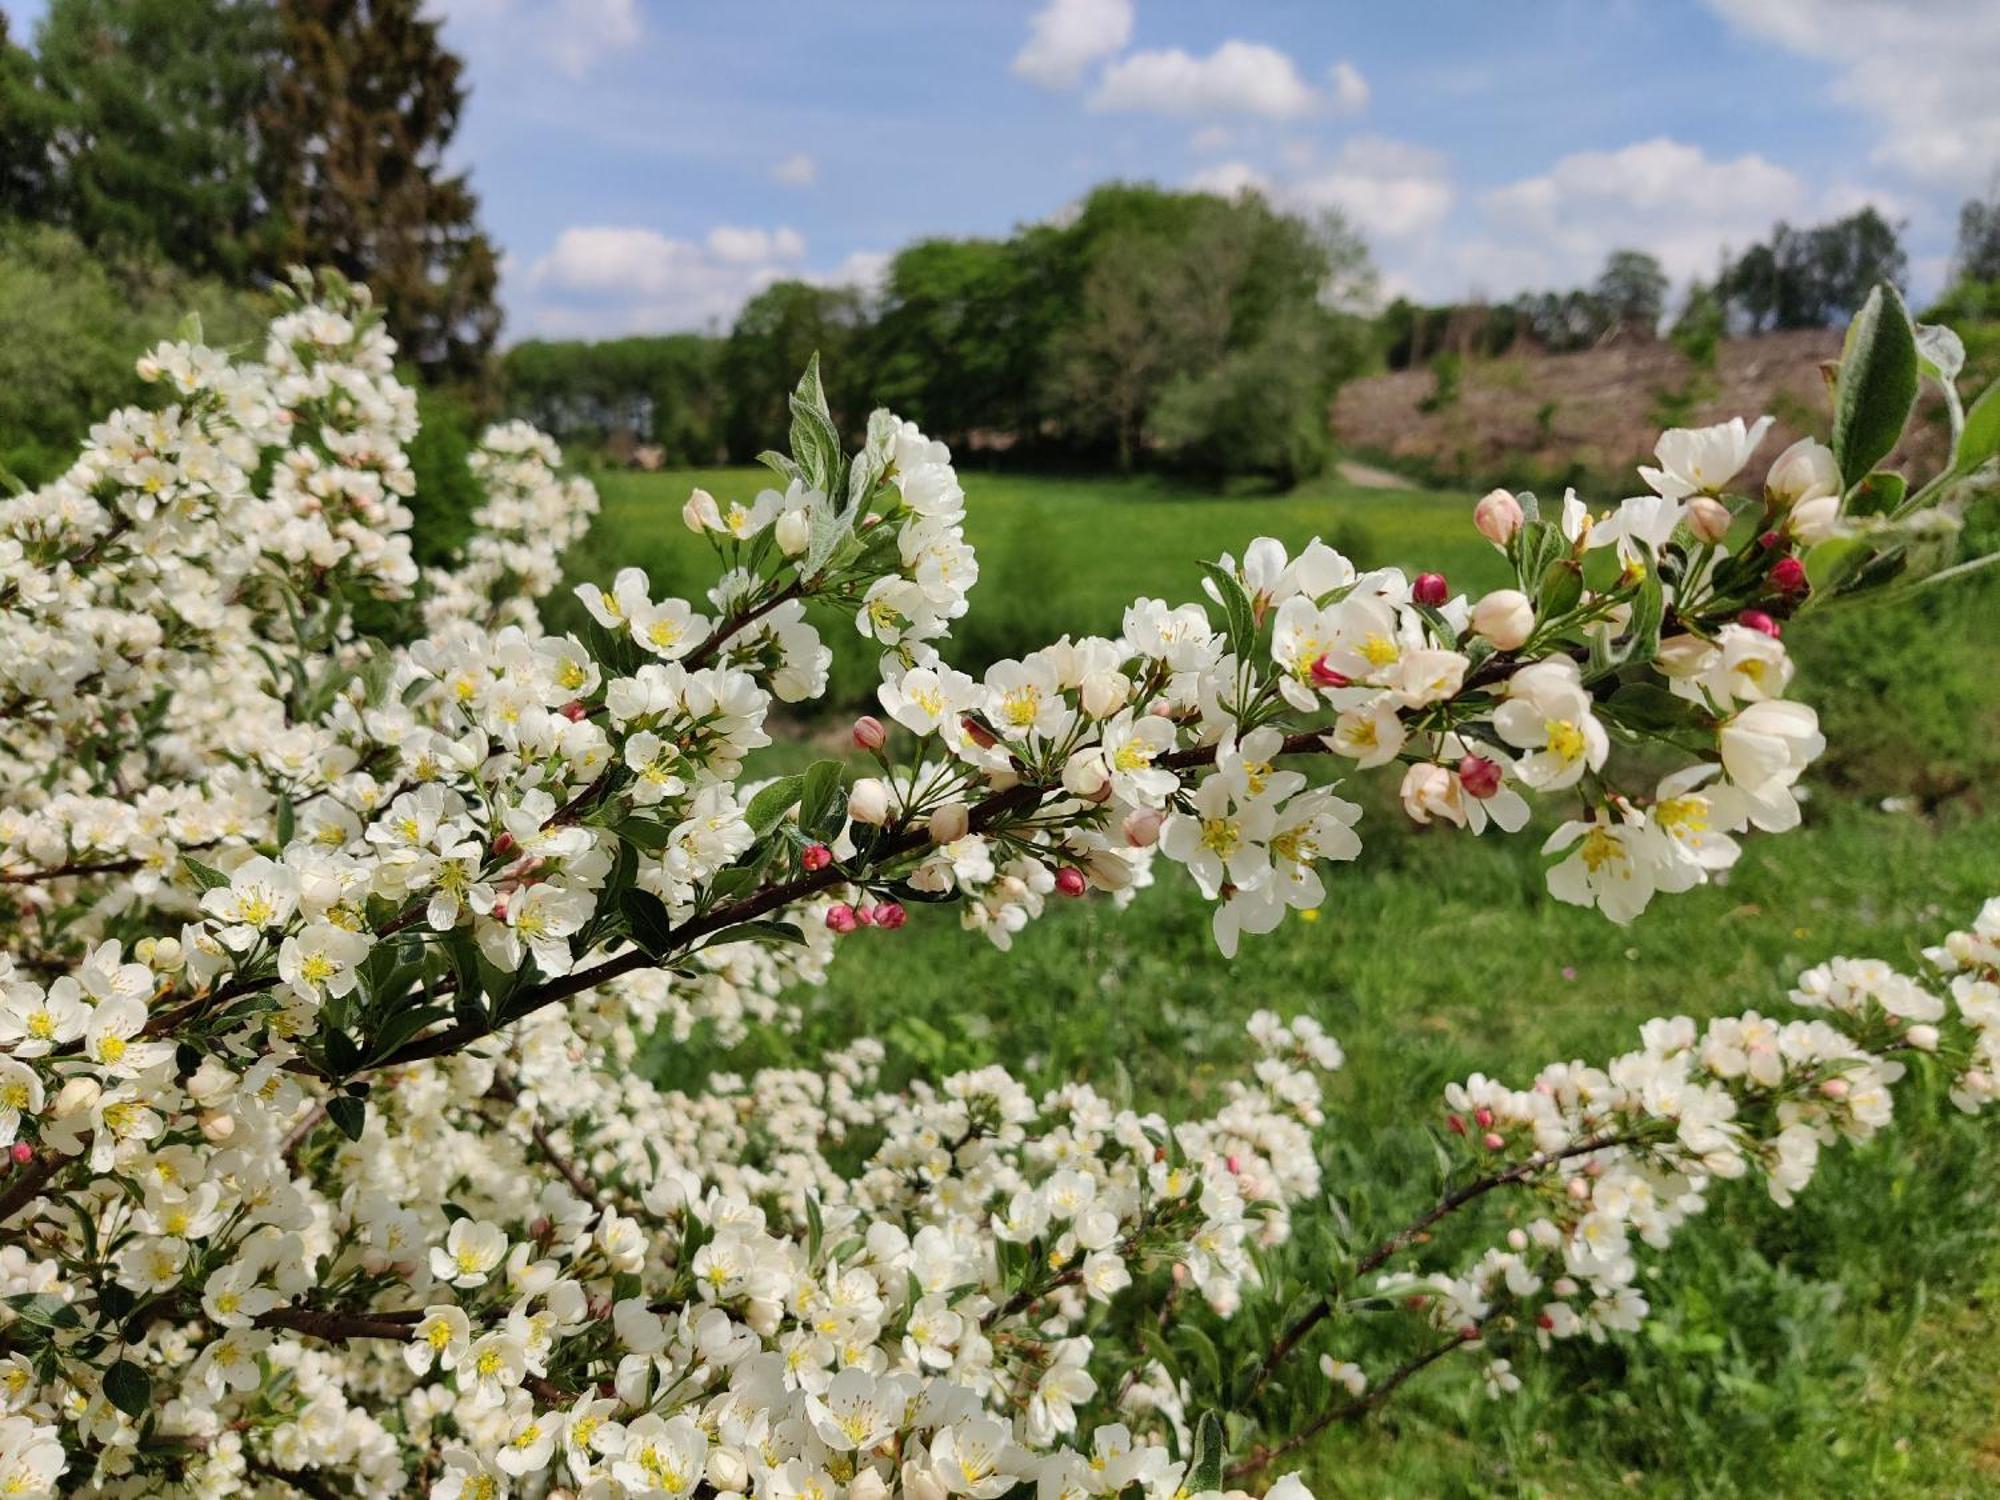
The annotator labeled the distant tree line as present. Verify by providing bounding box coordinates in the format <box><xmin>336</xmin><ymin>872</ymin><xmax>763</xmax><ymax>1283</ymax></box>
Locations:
<box><xmin>1382</xmin><ymin>208</ymin><xmax>1918</xmax><ymax>371</ymax></box>
<box><xmin>504</xmin><ymin>185</ymin><xmax>1380</xmax><ymax>488</ymax></box>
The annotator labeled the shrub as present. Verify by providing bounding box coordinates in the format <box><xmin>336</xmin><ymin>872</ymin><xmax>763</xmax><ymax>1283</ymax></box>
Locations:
<box><xmin>0</xmin><ymin>278</ymin><xmax>1996</xmax><ymax>1498</ymax></box>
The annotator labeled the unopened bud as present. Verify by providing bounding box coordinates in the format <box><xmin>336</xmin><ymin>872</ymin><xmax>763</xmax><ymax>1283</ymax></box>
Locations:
<box><xmin>1054</xmin><ymin>867</ymin><xmax>1087</xmax><ymax>898</ymax></box>
<box><xmin>1458</xmin><ymin>754</ymin><xmax>1503</xmax><ymax>800</ymax></box>
<box><xmin>801</xmin><ymin>843</ymin><xmax>833</xmax><ymax>872</ymax></box>
<box><xmin>1819</xmin><ymin>1076</ymin><xmax>1849</xmax><ymax>1100</ymax></box>
<box><xmin>1309</xmin><ymin>654</ymin><xmax>1350</xmax><ymax>689</ymax></box>
<box><xmin>851</xmin><ymin>715</ymin><xmax>887</xmax><ymax>752</ymax></box>
<box><xmin>773</xmin><ymin>507</ymin><xmax>811</xmax><ymax>557</ymax></box>
<box><xmin>1473</xmin><ymin>488</ymin><xmax>1524</xmax><ymax>546</ymax></box>
<box><xmin>1413</xmin><ymin>572</ymin><xmax>1449</xmax><ymax>607</ymax></box>
<box><xmin>560</xmin><ymin>700</ymin><xmax>587</xmax><ymax>722</ymax></box>
<box><xmin>1738</xmin><ymin>609</ymin><xmax>1780</xmax><ymax>638</ymax></box>
<box><xmin>1684</xmin><ymin>495</ymin><xmax>1732</xmax><ymax>544</ymax></box>
<box><xmin>1769</xmin><ymin>556</ymin><xmax>1808</xmax><ymax>595</ymax></box>
<box><xmin>200</xmin><ymin>1109</ymin><xmax>235</xmax><ymax>1143</ymax></box>
<box><xmin>1060</xmin><ymin>749</ymin><xmax>1110</xmax><ymax>801</ymax></box>
<box><xmin>871</xmin><ymin>901</ymin><xmax>907</xmax><ymax>930</ymax></box>
<box><xmin>824</xmin><ymin>903</ymin><xmax>859</xmax><ymax>934</ymax></box>
<box><xmin>847</xmin><ymin>777</ymin><xmax>892</xmax><ymax>825</ymax></box>
<box><xmin>1506</xmin><ymin>1228</ymin><xmax>1528</xmax><ymax>1251</ymax></box>
<box><xmin>928</xmin><ymin>802</ymin><xmax>969</xmax><ymax>845</ymax></box>
<box><xmin>1079</xmin><ymin>673</ymin><xmax>1130</xmax><ymax>720</ymax></box>
<box><xmin>1470</xmin><ymin>588</ymin><xmax>1534</xmax><ymax>650</ymax></box>
<box><xmin>1481</xmin><ymin>1131</ymin><xmax>1505</xmax><ymax>1151</ymax></box>
<box><xmin>10</xmin><ymin>1142</ymin><xmax>34</xmax><ymax>1165</ymax></box>
<box><xmin>1122</xmin><ymin>807</ymin><xmax>1165</xmax><ymax>848</ymax></box>
<box><xmin>1907</xmin><ymin>1024</ymin><xmax>1940</xmax><ymax>1052</ymax></box>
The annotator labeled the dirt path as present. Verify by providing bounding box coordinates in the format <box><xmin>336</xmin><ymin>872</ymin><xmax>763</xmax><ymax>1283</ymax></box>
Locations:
<box><xmin>1335</xmin><ymin>458</ymin><xmax>1415</xmax><ymax>490</ymax></box>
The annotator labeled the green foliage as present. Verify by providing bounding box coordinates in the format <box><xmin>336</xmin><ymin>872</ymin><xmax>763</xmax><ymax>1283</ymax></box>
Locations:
<box><xmin>0</xmin><ymin>11</ymin><xmax>51</xmax><ymax>219</ymax></box>
<box><xmin>403</xmin><ymin>383</ymin><xmax>486</xmax><ymax>569</ymax></box>
<box><xmin>722</xmin><ymin>282</ymin><xmax>871</xmax><ymax>461</ymax></box>
<box><xmin>261</xmin><ymin>0</ymin><xmax>501</xmax><ymax>381</ymax></box>
<box><xmin>0</xmin><ymin>223</ymin><xmax>266</xmax><ymax>485</ymax></box>
<box><xmin>14</xmin><ymin>0</ymin><xmax>276</xmax><ymax>279</ymax></box>
<box><xmin>1718</xmin><ymin>207</ymin><xmax>1908</xmax><ymax>332</ymax></box>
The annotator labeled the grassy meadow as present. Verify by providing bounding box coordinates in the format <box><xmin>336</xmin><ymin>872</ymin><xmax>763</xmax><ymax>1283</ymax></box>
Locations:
<box><xmin>562</xmin><ymin>466</ymin><xmax>2000</xmax><ymax>1498</ymax></box>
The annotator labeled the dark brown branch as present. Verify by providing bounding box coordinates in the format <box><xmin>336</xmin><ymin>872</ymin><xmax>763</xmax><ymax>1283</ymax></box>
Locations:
<box><xmin>0</xmin><ymin>1149</ymin><xmax>64</xmax><ymax>1225</ymax></box>
<box><xmin>487</xmin><ymin>1076</ymin><xmax>606</xmax><ymax>1213</ymax></box>
<box><xmin>1227</xmin><ymin>1333</ymin><xmax>1471</xmax><ymax>1481</ymax></box>
<box><xmin>1244</xmin><ymin>1132</ymin><xmax>1639</xmax><ymax>1398</ymax></box>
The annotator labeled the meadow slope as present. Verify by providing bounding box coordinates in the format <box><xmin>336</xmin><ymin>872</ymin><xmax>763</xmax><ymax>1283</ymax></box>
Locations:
<box><xmin>562</xmin><ymin>466</ymin><xmax>2000</xmax><ymax>1498</ymax></box>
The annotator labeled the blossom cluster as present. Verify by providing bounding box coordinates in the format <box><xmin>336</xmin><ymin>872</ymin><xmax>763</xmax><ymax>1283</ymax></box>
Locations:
<box><xmin>0</xmin><ymin>280</ymin><xmax>1993</xmax><ymax>1495</ymax></box>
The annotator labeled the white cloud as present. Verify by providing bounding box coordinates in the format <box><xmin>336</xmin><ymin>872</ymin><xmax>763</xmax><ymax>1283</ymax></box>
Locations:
<box><xmin>1328</xmin><ymin>60</ymin><xmax>1369</xmax><ymax>116</ymax></box>
<box><xmin>704</xmin><ymin>225</ymin><xmax>806</xmax><ymax>266</ymax></box>
<box><xmin>1189</xmin><ymin>126</ymin><xmax>1237</xmax><ymax>155</ymax></box>
<box><xmin>1186</xmin><ymin>161</ymin><xmax>1274</xmax><ymax>199</ymax></box>
<box><xmin>433</xmin><ymin>0</ymin><xmax>639</xmax><ymax>79</ymax></box>
<box><xmin>1091</xmin><ymin>40</ymin><xmax>1318</xmax><ymax>120</ymax></box>
<box><xmin>1477</xmin><ymin>137</ymin><xmax>1809</xmax><ymax>288</ymax></box>
<box><xmin>809</xmin><ymin>250</ymin><xmax>893</xmax><ymax>298</ymax></box>
<box><xmin>771</xmin><ymin>152</ymin><xmax>818</xmax><ymax>188</ymax></box>
<box><xmin>1189</xmin><ymin>137</ymin><xmax>1454</xmax><ymax>243</ymax></box>
<box><xmin>524</xmin><ymin>224</ymin><xmax>825</xmax><ymax>336</ymax></box>
<box><xmin>1705</xmin><ymin>0</ymin><xmax>2000</xmax><ymax>190</ymax></box>
<box><xmin>1012</xmin><ymin>0</ymin><xmax>1134</xmax><ymax>90</ymax></box>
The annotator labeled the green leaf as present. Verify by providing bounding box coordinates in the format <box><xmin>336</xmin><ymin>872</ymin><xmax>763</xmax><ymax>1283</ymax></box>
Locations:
<box><xmin>804</xmin><ymin>1193</ymin><xmax>825</xmax><ymax>1263</ymax></box>
<box><xmin>1830</xmin><ymin>283</ymin><xmax>1919</xmax><ymax>490</ymax></box>
<box><xmin>1955</xmin><ymin>376</ymin><xmax>2000</xmax><ymax>477</ymax></box>
<box><xmin>322</xmin><ymin>1028</ymin><xmax>362</xmax><ymax>1077</ymax></box>
<box><xmin>744</xmin><ymin>774</ymin><xmax>806</xmax><ymax>836</ymax></box>
<box><xmin>275</xmin><ymin>795</ymin><xmax>295</xmax><ymax>849</ymax></box>
<box><xmin>702</xmin><ymin>919</ymin><xmax>806</xmax><ymax>949</ymax></box>
<box><xmin>799</xmin><ymin>759</ymin><xmax>846</xmax><ymax>839</ymax></box>
<box><xmin>1190</xmin><ymin>1410</ymin><xmax>1225</xmax><ymax>1494</ymax></box>
<box><xmin>1536</xmin><ymin>557</ymin><xmax>1584</xmax><ymax>619</ymax></box>
<box><xmin>1847</xmin><ymin>470</ymin><xmax>1907</xmax><ymax>518</ymax></box>
<box><xmin>1605</xmin><ymin>683</ymin><xmax>1710</xmax><ymax>733</ymax></box>
<box><xmin>1805</xmin><ymin>534</ymin><xmax>1874</xmax><ymax>594</ymax></box>
<box><xmin>1197</xmin><ymin>561</ymin><xmax>1257</xmax><ymax>662</ymax></box>
<box><xmin>104</xmin><ymin>1358</ymin><xmax>151</xmax><ymax>1418</ymax></box>
<box><xmin>326</xmin><ymin>1095</ymin><xmax>366</xmax><ymax>1142</ymax></box>
<box><xmin>181</xmin><ymin>856</ymin><xmax>232</xmax><ymax>892</ymax></box>
<box><xmin>616</xmin><ymin>817</ymin><xmax>675</xmax><ymax>853</ymax></box>
<box><xmin>620</xmin><ymin>888</ymin><xmax>676</xmax><ymax>958</ymax></box>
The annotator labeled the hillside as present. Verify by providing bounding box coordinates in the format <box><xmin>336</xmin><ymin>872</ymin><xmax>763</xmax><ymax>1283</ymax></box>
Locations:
<box><xmin>1331</xmin><ymin>329</ymin><xmax>1952</xmax><ymax>498</ymax></box>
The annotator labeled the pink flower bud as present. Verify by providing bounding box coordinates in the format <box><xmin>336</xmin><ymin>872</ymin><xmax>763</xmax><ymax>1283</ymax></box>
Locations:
<box><xmin>851</xmin><ymin>715</ymin><xmax>887</xmax><ymax>751</ymax></box>
<box><xmin>1537</xmin><ymin>1311</ymin><xmax>1556</xmax><ymax>1331</ymax></box>
<box><xmin>1225</xmin><ymin>1154</ymin><xmax>1242</xmax><ymax>1175</ymax></box>
<box><xmin>1481</xmin><ymin>1131</ymin><xmax>1505</xmax><ymax>1151</ymax></box>
<box><xmin>1470</xmin><ymin>588</ymin><xmax>1535</xmax><ymax>650</ymax></box>
<box><xmin>560</xmin><ymin>700</ymin><xmax>588</xmax><ymax>722</ymax></box>
<box><xmin>1769</xmin><ymin>556</ymin><xmax>1808</xmax><ymax>594</ymax></box>
<box><xmin>1413</xmin><ymin>572</ymin><xmax>1449</xmax><ymax>607</ymax></box>
<box><xmin>1819</xmin><ymin>1076</ymin><xmax>1849</xmax><ymax>1100</ymax></box>
<box><xmin>824</xmin><ymin>903</ymin><xmax>859</xmax><ymax>934</ymax></box>
<box><xmin>1447</xmin><ymin>1113</ymin><xmax>1466</xmax><ymax>1136</ymax></box>
<box><xmin>1758</xmin><ymin>529</ymin><xmax>1783</xmax><ymax>550</ymax></box>
<box><xmin>801</xmin><ymin>843</ymin><xmax>833</xmax><ymax>872</ymax></box>
<box><xmin>1459</xmin><ymin>1324</ymin><xmax>1480</xmax><ymax>1342</ymax></box>
<box><xmin>1567</xmin><ymin>1177</ymin><xmax>1590</xmax><ymax>1201</ymax></box>
<box><xmin>872</xmin><ymin>901</ymin><xmax>907</xmax><ymax>930</ymax></box>
<box><xmin>1055</xmin><ymin>867</ymin><xmax>1087</xmax><ymax>898</ymax></box>
<box><xmin>1907</xmin><ymin>1025</ymin><xmax>1940</xmax><ymax>1052</ymax></box>
<box><xmin>1738</xmin><ymin>609</ymin><xmax>1781</xmax><ymax>638</ymax></box>
<box><xmin>1122</xmin><ymin>807</ymin><xmax>1165</xmax><ymax>848</ymax></box>
<box><xmin>491</xmin><ymin>833</ymin><xmax>518</xmax><ymax>858</ymax></box>
<box><xmin>1309</xmin><ymin>654</ymin><xmax>1350</xmax><ymax>689</ymax></box>
<box><xmin>1683</xmin><ymin>495</ymin><xmax>1733</xmax><ymax>544</ymax></box>
<box><xmin>10</xmin><ymin>1142</ymin><xmax>31</xmax><ymax>1164</ymax></box>
<box><xmin>490</xmin><ymin>896</ymin><xmax>509</xmax><ymax>921</ymax></box>
<box><xmin>1473</xmin><ymin>1106</ymin><xmax>1495</xmax><ymax>1128</ymax></box>
<box><xmin>1473</xmin><ymin>488</ymin><xmax>1524</xmax><ymax>546</ymax></box>
<box><xmin>1458</xmin><ymin>754</ymin><xmax>1503</xmax><ymax>800</ymax></box>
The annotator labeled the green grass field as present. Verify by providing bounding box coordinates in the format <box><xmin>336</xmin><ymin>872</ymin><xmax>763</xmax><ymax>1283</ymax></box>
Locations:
<box><xmin>564</xmin><ymin>466</ymin><xmax>2000</xmax><ymax>1498</ymax></box>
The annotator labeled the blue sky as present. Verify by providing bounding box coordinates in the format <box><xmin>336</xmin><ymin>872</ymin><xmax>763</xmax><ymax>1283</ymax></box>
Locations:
<box><xmin>14</xmin><ymin>0</ymin><xmax>1998</xmax><ymax>340</ymax></box>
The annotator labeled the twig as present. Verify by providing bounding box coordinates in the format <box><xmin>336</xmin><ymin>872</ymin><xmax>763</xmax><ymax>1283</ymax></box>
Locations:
<box><xmin>1243</xmin><ymin>1132</ymin><xmax>1638</xmax><ymax>1398</ymax></box>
